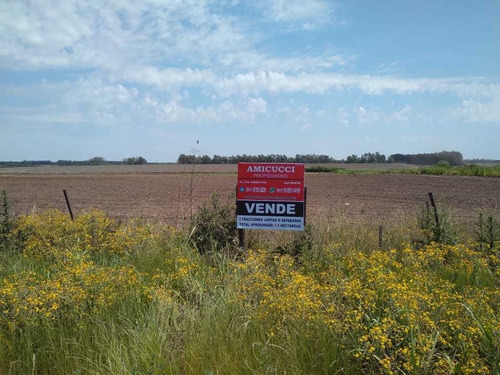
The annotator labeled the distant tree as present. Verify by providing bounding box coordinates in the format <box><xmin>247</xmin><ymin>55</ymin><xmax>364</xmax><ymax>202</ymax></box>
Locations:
<box><xmin>346</xmin><ymin>154</ymin><xmax>359</xmax><ymax>163</ymax></box>
<box><xmin>176</xmin><ymin>153</ymin><xmax>370</xmax><ymax>164</ymax></box>
<box><xmin>360</xmin><ymin>153</ymin><xmax>375</xmax><ymax>163</ymax></box>
<box><xmin>56</xmin><ymin>160</ymin><xmax>87</xmax><ymax>166</ymax></box>
<box><xmin>123</xmin><ymin>156</ymin><xmax>147</xmax><ymax>165</ymax></box>
<box><xmin>200</xmin><ymin>155</ymin><xmax>212</xmax><ymax>164</ymax></box>
<box><xmin>177</xmin><ymin>154</ymin><xmax>199</xmax><ymax>164</ymax></box>
<box><xmin>211</xmin><ymin>155</ymin><xmax>226</xmax><ymax>164</ymax></box>
<box><xmin>389</xmin><ymin>153</ymin><xmax>404</xmax><ymax>163</ymax></box>
<box><xmin>375</xmin><ymin>152</ymin><xmax>386</xmax><ymax>163</ymax></box>
<box><xmin>88</xmin><ymin>156</ymin><xmax>106</xmax><ymax>165</ymax></box>
<box><xmin>388</xmin><ymin>151</ymin><xmax>463</xmax><ymax>166</ymax></box>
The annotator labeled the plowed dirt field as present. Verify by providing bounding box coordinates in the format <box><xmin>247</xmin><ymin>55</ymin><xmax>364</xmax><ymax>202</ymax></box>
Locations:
<box><xmin>2</xmin><ymin>168</ymin><xmax>499</xmax><ymax>227</ymax></box>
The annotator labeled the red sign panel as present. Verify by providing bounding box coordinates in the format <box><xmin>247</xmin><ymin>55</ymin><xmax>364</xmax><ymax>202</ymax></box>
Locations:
<box><xmin>238</xmin><ymin>163</ymin><xmax>305</xmax><ymax>180</ymax></box>
<box><xmin>237</xmin><ymin>163</ymin><xmax>305</xmax><ymax>231</ymax></box>
<box><xmin>237</xmin><ymin>163</ymin><xmax>305</xmax><ymax>202</ymax></box>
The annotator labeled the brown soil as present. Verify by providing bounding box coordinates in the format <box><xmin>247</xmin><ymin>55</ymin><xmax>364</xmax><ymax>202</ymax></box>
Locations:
<box><xmin>2</xmin><ymin>172</ymin><xmax>499</xmax><ymax>226</ymax></box>
<box><xmin>0</xmin><ymin>162</ymin><xmax>415</xmax><ymax>174</ymax></box>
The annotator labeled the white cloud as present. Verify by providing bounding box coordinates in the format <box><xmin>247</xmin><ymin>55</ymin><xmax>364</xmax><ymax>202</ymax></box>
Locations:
<box><xmin>0</xmin><ymin>79</ymin><xmax>141</xmax><ymax>126</ymax></box>
<box><xmin>0</xmin><ymin>76</ymin><xmax>270</xmax><ymax>128</ymax></box>
<box><xmin>0</xmin><ymin>0</ymin><xmax>248</xmax><ymax>70</ymax></box>
<box><xmin>0</xmin><ymin>107</ymin><xmax>84</xmax><ymax>124</ymax></box>
<box><xmin>59</xmin><ymin>80</ymin><xmax>139</xmax><ymax>125</ymax></box>
<box><xmin>390</xmin><ymin>106</ymin><xmax>411</xmax><ymax>123</ymax></box>
<box><xmin>213</xmin><ymin>71</ymin><xmax>500</xmax><ymax>98</ymax></box>
<box><xmin>0</xmin><ymin>0</ymin><xmax>348</xmax><ymax>76</ymax></box>
<box><xmin>336</xmin><ymin>107</ymin><xmax>350</xmax><ymax>127</ymax></box>
<box><xmin>223</xmin><ymin>52</ymin><xmax>349</xmax><ymax>73</ymax></box>
<box><xmin>142</xmin><ymin>94</ymin><xmax>268</xmax><ymax>124</ymax></box>
<box><xmin>246</xmin><ymin>97</ymin><xmax>268</xmax><ymax>115</ymax></box>
<box><xmin>354</xmin><ymin>106</ymin><xmax>380</xmax><ymax>124</ymax></box>
<box><xmin>351</xmin><ymin>105</ymin><xmax>415</xmax><ymax>125</ymax></box>
<box><xmin>121</xmin><ymin>66</ymin><xmax>216</xmax><ymax>90</ymax></box>
<box><xmin>258</xmin><ymin>0</ymin><xmax>334</xmax><ymax>27</ymax></box>
<box><xmin>450</xmin><ymin>98</ymin><xmax>500</xmax><ymax>123</ymax></box>
<box><xmin>301</xmin><ymin>122</ymin><xmax>312</xmax><ymax>130</ymax></box>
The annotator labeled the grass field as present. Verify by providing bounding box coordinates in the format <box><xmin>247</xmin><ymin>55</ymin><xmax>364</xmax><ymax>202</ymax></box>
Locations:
<box><xmin>0</xmin><ymin>207</ymin><xmax>499</xmax><ymax>374</ymax></box>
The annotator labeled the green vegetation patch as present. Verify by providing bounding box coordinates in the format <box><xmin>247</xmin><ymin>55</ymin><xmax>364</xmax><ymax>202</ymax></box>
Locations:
<box><xmin>305</xmin><ymin>165</ymin><xmax>346</xmax><ymax>173</ymax></box>
<box><xmin>417</xmin><ymin>164</ymin><xmax>500</xmax><ymax>177</ymax></box>
<box><xmin>0</xmin><ymin>206</ymin><xmax>499</xmax><ymax>374</ymax></box>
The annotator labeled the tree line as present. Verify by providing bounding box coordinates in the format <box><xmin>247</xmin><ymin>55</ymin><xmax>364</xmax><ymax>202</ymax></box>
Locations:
<box><xmin>177</xmin><ymin>151</ymin><xmax>464</xmax><ymax>166</ymax></box>
<box><xmin>0</xmin><ymin>156</ymin><xmax>148</xmax><ymax>167</ymax></box>
<box><xmin>0</xmin><ymin>151</ymin><xmax>466</xmax><ymax>167</ymax></box>
<box><xmin>388</xmin><ymin>151</ymin><xmax>463</xmax><ymax>166</ymax></box>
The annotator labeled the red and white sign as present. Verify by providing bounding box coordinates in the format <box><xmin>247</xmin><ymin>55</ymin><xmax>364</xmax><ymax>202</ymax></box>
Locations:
<box><xmin>237</xmin><ymin>163</ymin><xmax>305</xmax><ymax>231</ymax></box>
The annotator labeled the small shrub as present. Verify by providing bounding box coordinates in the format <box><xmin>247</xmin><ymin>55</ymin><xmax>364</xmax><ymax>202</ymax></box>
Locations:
<box><xmin>273</xmin><ymin>224</ymin><xmax>314</xmax><ymax>259</ymax></box>
<box><xmin>190</xmin><ymin>193</ymin><xmax>238</xmax><ymax>254</ymax></box>
<box><xmin>0</xmin><ymin>191</ymin><xmax>14</xmax><ymax>250</ymax></box>
<box><xmin>417</xmin><ymin>203</ymin><xmax>458</xmax><ymax>245</ymax></box>
<box><xmin>477</xmin><ymin>212</ymin><xmax>488</xmax><ymax>252</ymax></box>
<box><xmin>436</xmin><ymin>160</ymin><xmax>451</xmax><ymax>167</ymax></box>
<box><xmin>477</xmin><ymin>212</ymin><xmax>499</xmax><ymax>252</ymax></box>
<box><xmin>486</xmin><ymin>215</ymin><xmax>499</xmax><ymax>250</ymax></box>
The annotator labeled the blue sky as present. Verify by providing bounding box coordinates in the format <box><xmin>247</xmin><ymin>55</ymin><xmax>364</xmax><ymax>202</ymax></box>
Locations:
<box><xmin>1</xmin><ymin>0</ymin><xmax>499</xmax><ymax>162</ymax></box>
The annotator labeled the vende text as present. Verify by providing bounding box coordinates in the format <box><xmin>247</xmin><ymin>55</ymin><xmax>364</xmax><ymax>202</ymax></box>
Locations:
<box><xmin>244</xmin><ymin>202</ymin><xmax>295</xmax><ymax>215</ymax></box>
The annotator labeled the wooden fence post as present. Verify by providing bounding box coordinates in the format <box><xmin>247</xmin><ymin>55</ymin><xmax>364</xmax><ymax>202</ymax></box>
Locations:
<box><xmin>428</xmin><ymin>192</ymin><xmax>439</xmax><ymax>229</ymax></box>
<box><xmin>379</xmin><ymin>225</ymin><xmax>383</xmax><ymax>248</ymax></box>
<box><xmin>63</xmin><ymin>190</ymin><xmax>74</xmax><ymax>221</ymax></box>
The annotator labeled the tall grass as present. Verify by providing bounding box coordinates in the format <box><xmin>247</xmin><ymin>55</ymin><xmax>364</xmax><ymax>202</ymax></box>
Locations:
<box><xmin>1</xmin><ymin>209</ymin><xmax>499</xmax><ymax>374</ymax></box>
<box><xmin>305</xmin><ymin>165</ymin><xmax>346</xmax><ymax>173</ymax></box>
<box><xmin>417</xmin><ymin>164</ymin><xmax>500</xmax><ymax>177</ymax></box>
